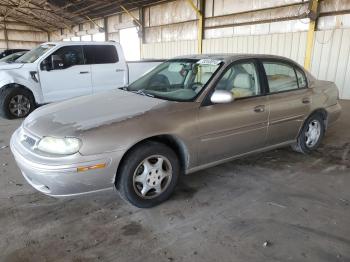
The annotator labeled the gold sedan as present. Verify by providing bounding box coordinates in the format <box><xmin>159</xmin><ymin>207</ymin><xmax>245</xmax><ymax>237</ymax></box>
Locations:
<box><xmin>11</xmin><ymin>54</ymin><xmax>341</xmax><ymax>208</ymax></box>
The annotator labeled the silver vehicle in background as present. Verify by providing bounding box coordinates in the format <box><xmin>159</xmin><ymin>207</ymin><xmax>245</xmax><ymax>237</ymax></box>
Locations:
<box><xmin>11</xmin><ymin>54</ymin><xmax>341</xmax><ymax>208</ymax></box>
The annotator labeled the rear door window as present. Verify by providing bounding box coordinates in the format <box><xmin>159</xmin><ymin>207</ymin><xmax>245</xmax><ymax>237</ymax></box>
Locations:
<box><xmin>262</xmin><ymin>61</ymin><xmax>299</xmax><ymax>93</ymax></box>
<box><xmin>83</xmin><ymin>45</ymin><xmax>119</xmax><ymax>64</ymax></box>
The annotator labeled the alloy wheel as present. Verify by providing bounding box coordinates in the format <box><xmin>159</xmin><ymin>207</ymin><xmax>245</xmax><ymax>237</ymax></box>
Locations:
<box><xmin>9</xmin><ymin>94</ymin><xmax>31</xmax><ymax>117</ymax></box>
<box><xmin>132</xmin><ymin>155</ymin><xmax>173</xmax><ymax>199</ymax></box>
<box><xmin>305</xmin><ymin>119</ymin><xmax>321</xmax><ymax>148</ymax></box>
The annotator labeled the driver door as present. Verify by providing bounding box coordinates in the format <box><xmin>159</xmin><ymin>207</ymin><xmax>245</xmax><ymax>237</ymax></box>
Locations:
<box><xmin>38</xmin><ymin>45</ymin><xmax>92</xmax><ymax>103</ymax></box>
<box><xmin>197</xmin><ymin>60</ymin><xmax>269</xmax><ymax>165</ymax></box>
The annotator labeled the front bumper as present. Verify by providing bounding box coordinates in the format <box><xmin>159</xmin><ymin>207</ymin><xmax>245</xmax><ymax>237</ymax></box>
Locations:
<box><xmin>10</xmin><ymin>128</ymin><xmax>125</xmax><ymax>197</ymax></box>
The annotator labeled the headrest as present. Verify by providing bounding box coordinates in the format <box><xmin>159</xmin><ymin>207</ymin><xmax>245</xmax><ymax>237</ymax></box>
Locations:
<box><xmin>233</xmin><ymin>73</ymin><xmax>252</xmax><ymax>89</ymax></box>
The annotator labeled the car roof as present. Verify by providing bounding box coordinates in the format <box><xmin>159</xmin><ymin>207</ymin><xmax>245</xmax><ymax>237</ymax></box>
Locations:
<box><xmin>170</xmin><ymin>53</ymin><xmax>300</xmax><ymax>65</ymax></box>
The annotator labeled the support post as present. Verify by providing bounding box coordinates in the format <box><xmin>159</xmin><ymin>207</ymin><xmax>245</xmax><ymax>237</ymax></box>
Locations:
<box><xmin>4</xmin><ymin>20</ymin><xmax>9</xmax><ymax>49</ymax></box>
<box><xmin>139</xmin><ymin>7</ymin><xmax>145</xmax><ymax>59</ymax></box>
<box><xmin>104</xmin><ymin>17</ymin><xmax>108</xmax><ymax>41</ymax></box>
<box><xmin>186</xmin><ymin>0</ymin><xmax>203</xmax><ymax>54</ymax></box>
<box><xmin>304</xmin><ymin>0</ymin><xmax>319</xmax><ymax>70</ymax></box>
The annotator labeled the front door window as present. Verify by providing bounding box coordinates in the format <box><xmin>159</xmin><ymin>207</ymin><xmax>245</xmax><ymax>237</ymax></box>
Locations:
<box><xmin>215</xmin><ymin>62</ymin><xmax>261</xmax><ymax>99</ymax></box>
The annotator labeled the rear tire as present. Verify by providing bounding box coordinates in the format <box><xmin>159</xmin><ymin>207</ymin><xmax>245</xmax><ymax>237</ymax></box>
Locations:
<box><xmin>292</xmin><ymin>113</ymin><xmax>325</xmax><ymax>154</ymax></box>
<box><xmin>116</xmin><ymin>141</ymin><xmax>180</xmax><ymax>208</ymax></box>
<box><xmin>0</xmin><ymin>87</ymin><xmax>35</xmax><ymax>119</ymax></box>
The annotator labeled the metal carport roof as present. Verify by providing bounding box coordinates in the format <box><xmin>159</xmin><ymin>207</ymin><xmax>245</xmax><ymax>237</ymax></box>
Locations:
<box><xmin>0</xmin><ymin>0</ymin><xmax>169</xmax><ymax>31</ymax></box>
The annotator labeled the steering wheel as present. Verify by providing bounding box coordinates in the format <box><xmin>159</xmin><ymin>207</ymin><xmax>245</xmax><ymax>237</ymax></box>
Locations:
<box><xmin>149</xmin><ymin>74</ymin><xmax>170</xmax><ymax>90</ymax></box>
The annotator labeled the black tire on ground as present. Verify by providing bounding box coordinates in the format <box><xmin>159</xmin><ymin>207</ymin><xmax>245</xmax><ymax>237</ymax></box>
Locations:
<box><xmin>0</xmin><ymin>86</ymin><xmax>35</xmax><ymax>119</ymax></box>
<box><xmin>291</xmin><ymin>113</ymin><xmax>325</xmax><ymax>154</ymax></box>
<box><xmin>116</xmin><ymin>141</ymin><xmax>180</xmax><ymax>208</ymax></box>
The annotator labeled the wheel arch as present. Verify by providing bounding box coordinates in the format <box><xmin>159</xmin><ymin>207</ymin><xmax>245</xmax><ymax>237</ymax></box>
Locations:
<box><xmin>1</xmin><ymin>83</ymin><xmax>36</xmax><ymax>104</ymax></box>
<box><xmin>307</xmin><ymin>108</ymin><xmax>328</xmax><ymax>129</ymax></box>
<box><xmin>115</xmin><ymin>134</ymin><xmax>190</xmax><ymax>183</ymax></box>
<box><xmin>297</xmin><ymin>108</ymin><xmax>328</xmax><ymax>138</ymax></box>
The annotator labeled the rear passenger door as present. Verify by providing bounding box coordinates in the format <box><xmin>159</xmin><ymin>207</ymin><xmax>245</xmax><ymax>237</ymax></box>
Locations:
<box><xmin>261</xmin><ymin>59</ymin><xmax>312</xmax><ymax>145</ymax></box>
<box><xmin>83</xmin><ymin>45</ymin><xmax>127</xmax><ymax>93</ymax></box>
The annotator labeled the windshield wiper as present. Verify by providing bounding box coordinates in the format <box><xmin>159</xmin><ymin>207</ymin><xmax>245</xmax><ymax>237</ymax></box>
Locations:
<box><xmin>118</xmin><ymin>87</ymin><xmax>154</xmax><ymax>98</ymax></box>
<box><xmin>134</xmin><ymin>89</ymin><xmax>154</xmax><ymax>98</ymax></box>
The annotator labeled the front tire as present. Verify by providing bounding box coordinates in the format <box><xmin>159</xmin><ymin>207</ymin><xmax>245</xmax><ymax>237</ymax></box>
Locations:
<box><xmin>292</xmin><ymin>113</ymin><xmax>325</xmax><ymax>154</ymax></box>
<box><xmin>0</xmin><ymin>87</ymin><xmax>35</xmax><ymax>119</ymax></box>
<box><xmin>116</xmin><ymin>141</ymin><xmax>180</xmax><ymax>208</ymax></box>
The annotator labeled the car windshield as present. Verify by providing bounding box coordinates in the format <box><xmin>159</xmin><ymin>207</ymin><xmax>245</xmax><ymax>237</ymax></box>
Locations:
<box><xmin>0</xmin><ymin>52</ymin><xmax>26</xmax><ymax>63</ymax></box>
<box><xmin>127</xmin><ymin>59</ymin><xmax>222</xmax><ymax>101</ymax></box>
<box><xmin>15</xmin><ymin>44</ymin><xmax>55</xmax><ymax>63</ymax></box>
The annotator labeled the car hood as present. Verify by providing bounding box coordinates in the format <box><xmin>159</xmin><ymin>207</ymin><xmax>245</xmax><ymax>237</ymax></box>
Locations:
<box><xmin>0</xmin><ymin>63</ymin><xmax>24</xmax><ymax>70</ymax></box>
<box><xmin>23</xmin><ymin>89</ymin><xmax>171</xmax><ymax>137</ymax></box>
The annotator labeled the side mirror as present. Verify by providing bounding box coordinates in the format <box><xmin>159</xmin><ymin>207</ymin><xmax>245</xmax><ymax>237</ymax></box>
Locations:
<box><xmin>210</xmin><ymin>90</ymin><xmax>234</xmax><ymax>104</ymax></box>
<box><xmin>40</xmin><ymin>59</ymin><xmax>50</xmax><ymax>71</ymax></box>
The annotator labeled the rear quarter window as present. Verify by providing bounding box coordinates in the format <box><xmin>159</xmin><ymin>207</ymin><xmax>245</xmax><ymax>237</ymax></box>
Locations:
<box><xmin>295</xmin><ymin>68</ymin><xmax>307</xmax><ymax>88</ymax></box>
<box><xmin>83</xmin><ymin>45</ymin><xmax>119</xmax><ymax>64</ymax></box>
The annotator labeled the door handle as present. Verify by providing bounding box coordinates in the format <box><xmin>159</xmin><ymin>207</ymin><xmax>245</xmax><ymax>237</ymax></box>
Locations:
<box><xmin>302</xmin><ymin>97</ymin><xmax>310</xmax><ymax>104</ymax></box>
<box><xmin>254</xmin><ymin>105</ymin><xmax>265</xmax><ymax>113</ymax></box>
<box><xmin>116</xmin><ymin>69</ymin><xmax>125</xmax><ymax>72</ymax></box>
<box><xmin>80</xmin><ymin>71</ymin><xmax>90</xmax><ymax>74</ymax></box>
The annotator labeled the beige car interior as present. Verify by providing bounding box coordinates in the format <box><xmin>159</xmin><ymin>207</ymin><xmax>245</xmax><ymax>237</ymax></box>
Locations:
<box><xmin>200</xmin><ymin>72</ymin><xmax>213</xmax><ymax>85</ymax></box>
<box><xmin>231</xmin><ymin>73</ymin><xmax>257</xmax><ymax>98</ymax></box>
<box><xmin>214</xmin><ymin>63</ymin><xmax>260</xmax><ymax>99</ymax></box>
<box><xmin>264</xmin><ymin>63</ymin><xmax>299</xmax><ymax>93</ymax></box>
<box><xmin>266</xmin><ymin>74</ymin><xmax>298</xmax><ymax>92</ymax></box>
<box><xmin>204</xmin><ymin>62</ymin><xmax>302</xmax><ymax>100</ymax></box>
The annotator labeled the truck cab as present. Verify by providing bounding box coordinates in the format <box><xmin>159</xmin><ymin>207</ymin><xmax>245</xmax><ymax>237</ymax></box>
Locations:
<box><xmin>0</xmin><ymin>41</ymin><xmax>160</xmax><ymax>119</ymax></box>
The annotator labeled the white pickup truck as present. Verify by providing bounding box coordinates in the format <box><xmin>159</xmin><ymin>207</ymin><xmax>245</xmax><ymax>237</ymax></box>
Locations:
<box><xmin>0</xmin><ymin>42</ymin><xmax>162</xmax><ymax>119</ymax></box>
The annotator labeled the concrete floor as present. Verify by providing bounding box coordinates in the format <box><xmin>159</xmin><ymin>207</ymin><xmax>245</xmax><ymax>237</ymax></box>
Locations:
<box><xmin>0</xmin><ymin>101</ymin><xmax>349</xmax><ymax>262</ymax></box>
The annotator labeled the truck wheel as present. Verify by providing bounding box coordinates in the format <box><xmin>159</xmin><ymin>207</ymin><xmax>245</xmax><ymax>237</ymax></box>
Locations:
<box><xmin>291</xmin><ymin>113</ymin><xmax>325</xmax><ymax>154</ymax></box>
<box><xmin>0</xmin><ymin>87</ymin><xmax>35</xmax><ymax>119</ymax></box>
<box><xmin>116</xmin><ymin>141</ymin><xmax>180</xmax><ymax>208</ymax></box>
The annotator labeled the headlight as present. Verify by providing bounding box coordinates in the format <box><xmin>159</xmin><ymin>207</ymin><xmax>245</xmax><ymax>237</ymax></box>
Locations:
<box><xmin>37</xmin><ymin>137</ymin><xmax>82</xmax><ymax>155</ymax></box>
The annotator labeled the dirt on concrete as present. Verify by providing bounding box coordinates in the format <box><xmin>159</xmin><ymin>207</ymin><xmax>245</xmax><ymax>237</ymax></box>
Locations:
<box><xmin>0</xmin><ymin>101</ymin><xmax>349</xmax><ymax>262</ymax></box>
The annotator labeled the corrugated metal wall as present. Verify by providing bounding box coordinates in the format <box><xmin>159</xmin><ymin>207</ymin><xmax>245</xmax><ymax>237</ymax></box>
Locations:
<box><xmin>311</xmin><ymin>29</ymin><xmax>350</xmax><ymax>100</ymax></box>
<box><xmin>143</xmin><ymin>0</ymin><xmax>198</xmax><ymax>43</ymax></box>
<box><xmin>202</xmin><ymin>32</ymin><xmax>308</xmax><ymax>66</ymax></box>
<box><xmin>142</xmin><ymin>40</ymin><xmax>197</xmax><ymax>58</ymax></box>
<box><xmin>0</xmin><ymin>22</ymin><xmax>48</xmax><ymax>51</ymax></box>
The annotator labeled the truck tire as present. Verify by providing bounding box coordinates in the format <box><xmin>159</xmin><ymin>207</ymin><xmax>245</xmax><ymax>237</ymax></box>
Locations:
<box><xmin>0</xmin><ymin>86</ymin><xmax>35</xmax><ymax>119</ymax></box>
